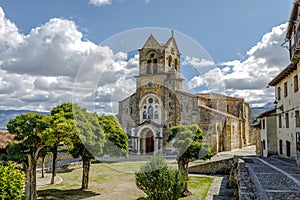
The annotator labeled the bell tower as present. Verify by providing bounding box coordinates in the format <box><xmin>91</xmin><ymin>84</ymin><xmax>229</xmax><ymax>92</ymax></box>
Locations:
<box><xmin>136</xmin><ymin>33</ymin><xmax>183</xmax><ymax>91</ymax></box>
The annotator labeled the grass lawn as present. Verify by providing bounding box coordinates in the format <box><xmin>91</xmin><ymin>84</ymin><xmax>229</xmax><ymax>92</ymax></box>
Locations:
<box><xmin>38</xmin><ymin>161</ymin><xmax>213</xmax><ymax>200</ymax></box>
<box><xmin>181</xmin><ymin>176</ymin><xmax>214</xmax><ymax>200</ymax></box>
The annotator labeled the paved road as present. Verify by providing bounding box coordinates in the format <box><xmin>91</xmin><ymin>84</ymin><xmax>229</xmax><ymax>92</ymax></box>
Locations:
<box><xmin>243</xmin><ymin>156</ymin><xmax>300</xmax><ymax>199</ymax></box>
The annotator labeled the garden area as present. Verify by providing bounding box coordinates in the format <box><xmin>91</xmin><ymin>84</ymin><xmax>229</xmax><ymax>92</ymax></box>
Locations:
<box><xmin>0</xmin><ymin>103</ymin><xmax>214</xmax><ymax>200</ymax></box>
<box><xmin>37</xmin><ymin>161</ymin><xmax>213</xmax><ymax>200</ymax></box>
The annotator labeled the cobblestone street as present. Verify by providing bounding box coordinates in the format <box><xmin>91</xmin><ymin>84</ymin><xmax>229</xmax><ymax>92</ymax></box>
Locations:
<box><xmin>243</xmin><ymin>156</ymin><xmax>300</xmax><ymax>199</ymax></box>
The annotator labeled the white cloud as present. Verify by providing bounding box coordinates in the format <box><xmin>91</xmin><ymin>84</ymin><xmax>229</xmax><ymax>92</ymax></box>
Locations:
<box><xmin>187</xmin><ymin>68</ymin><xmax>225</xmax><ymax>93</ymax></box>
<box><xmin>182</xmin><ymin>56</ymin><xmax>215</xmax><ymax>68</ymax></box>
<box><xmin>0</xmin><ymin>8</ymin><xmax>139</xmax><ymax>112</ymax></box>
<box><xmin>89</xmin><ymin>0</ymin><xmax>112</xmax><ymax>6</ymax></box>
<box><xmin>0</xmin><ymin>7</ymin><xmax>24</xmax><ymax>49</ymax></box>
<box><xmin>187</xmin><ymin>23</ymin><xmax>289</xmax><ymax>107</ymax></box>
<box><xmin>216</xmin><ymin>23</ymin><xmax>289</xmax><ymax>106</ymax></box>
<box><xmin>0</xmin><ymin>6</ymin><xmax>291</xmax><ymax>112</ymax></box>
<box><xmin>0</xmin><ymin>18</ymin><xmax>111</xmax><ymax>78</ymax></box>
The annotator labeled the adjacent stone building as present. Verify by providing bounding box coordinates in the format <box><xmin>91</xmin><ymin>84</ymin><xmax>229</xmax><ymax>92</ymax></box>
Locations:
<box><xmin>117</xmin><ymin>34</ymin><xmax>253</xmax><ymax>154</ymax></box>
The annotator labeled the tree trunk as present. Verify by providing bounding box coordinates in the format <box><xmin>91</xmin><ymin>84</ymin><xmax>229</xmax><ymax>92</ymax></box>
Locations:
<box><xmin>41</xmin><ymin>155</ymin><xmax>45</xmax><ymax>178</ymax></box>
<box><xmin>25</xmin><ymin>155</ymin><xmax>38</xmax><ymax>200</ymax></box>
<box><xmin>24</xmin><ymin>163</ymin><xmax>31</xmax><ymax>200</ymax></box>
<box><xmin>177</xmin><ymin>157</ymin><xmax>191</xmax><ymax>197</ymax></box>
<box><xmin>51</xmin><ymin>146</ymin><xmax>57</xmax><ymax>184</ymax></box>
<box><xmin>81</xmin><ymin>155</ymin><xmax>91</xmax><ymax>190</ymax></box>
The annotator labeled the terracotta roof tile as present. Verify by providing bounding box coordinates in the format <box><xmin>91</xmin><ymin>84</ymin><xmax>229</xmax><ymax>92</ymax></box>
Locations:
<box><xmin>0</xmin><ymin>130</ymin><xmax>15</xmax><ymax>149</ymax></box>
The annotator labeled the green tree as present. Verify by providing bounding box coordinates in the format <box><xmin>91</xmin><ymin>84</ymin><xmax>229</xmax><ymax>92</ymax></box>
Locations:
<box><xmin>43</xmin><ymin>104</ymin><xmax>77</xmax><ymax>184</ymax></box>
<box><xmin>168</xmin><ymin>124</ymin><xmax>212</xmax><ymax>196</ymax></box>
<box><xmin>135</xmin><ymin>156</ymin><xmax>184</xmax><ymax>200</ymax></box>
<box><xmin>71</xmin><ymin>105</ymin><xmax>105</xmax><ymax>189</ymax></box>
<box><xmin>98</xmin><ymin>115</ymin><xmax>128</xmax><ymax>157</ymax></box>
<box><xmin>6</xmin><ymin>112</ymin><xmax>48</xmax><ymax>200</ymax></box>
<box><xmin>0</xmin><ymin>161</ymin><xmax>26</xmax><ymax>200</ymax></box>
<box><xmin>47</xmin><ymin>103</ymin><xmax>105</xmax><ymax>190</ymax></box>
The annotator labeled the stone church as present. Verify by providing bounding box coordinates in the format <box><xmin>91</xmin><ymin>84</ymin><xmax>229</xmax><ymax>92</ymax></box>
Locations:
<box><xmin>117</xmin><ymin>34</ymin><xmax>253</xmax><ymax>154</ymax></box>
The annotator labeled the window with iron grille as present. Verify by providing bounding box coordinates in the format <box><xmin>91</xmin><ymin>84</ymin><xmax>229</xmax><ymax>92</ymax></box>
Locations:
<box><xmin>295</xmin><ymin>111</ymin><xmax>300</xmax><ymax>128</ymax></box>
<box><xmin>286</xmin><ymin>112</ymin><xmax>289</xmax><ymax>128</ymax></box>
<box><xmin>277</xmin><ymin>86</ymin><xmax>281</xmax><ymax>100</ymax></box>
<box><xmin>284</xmin><ymin>82</ymin><xmax>288</xmax><ymax>97</ymax></box>
<box><xmin>278</xmin><ymin>114</ymin><xmax>282</xmax><ymax>128</ymax></box>
<box><xmin>294</xmin><ymin>75</ymin><xmax>299</xmax><ymax>92</ymax></box>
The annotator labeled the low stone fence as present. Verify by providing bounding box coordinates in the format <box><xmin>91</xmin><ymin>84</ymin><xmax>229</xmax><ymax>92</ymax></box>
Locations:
<box><xmin>237</xmin><ymin>161</ymin><xmax>256</xmax><ymax>199</ymax></box>
<box><xmin>188</xmin><ymin>156</ymin><xmax>257</xmax><ymax>199</ymax></box>
<box><xmin>189</xmin><ymin>157</ymin><xmax>234</xmax><ymax>175</ymax></box>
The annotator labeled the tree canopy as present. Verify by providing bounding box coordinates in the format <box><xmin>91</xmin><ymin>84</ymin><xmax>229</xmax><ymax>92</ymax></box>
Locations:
<box><xmin>6</xmin><ymin>112</ymin><xmax>49</xmax><ymax>200</ymax></box>
<box><xmin>47</xmin><ymin>103</ymin><xmax>106</xmax><ymax>189</ymax></box>
<box><xmin>4</xmin><ymin>102</ymin><xmax>129</xmax><ymax>192</ymax></box>
<box><xmin>168</xmin><ymin>124</ymin><xmax>212</xmax><ymax>196</ymax></box>
<box><xmin>98</xmin><ymin>115</ymin><xmax>128</xmax><ymax>157</ymax></box>
<box><xmin>6</xmin><ymin>112</ymin><xmax>48</xmax><ymax>164</ymax></box>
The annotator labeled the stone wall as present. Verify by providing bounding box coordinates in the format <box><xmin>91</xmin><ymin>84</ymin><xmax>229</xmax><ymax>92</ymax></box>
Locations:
<box><xmin>189</xmin><ymin>157</ymin><xmax>234</xmax><ymax>175</ymax></box>
<box><xmin>189</xmin><ymin>156</ymin><xmax>257</xmax><ymax>199</ymax></box>
<box><xmin>237</xmin><ymin>160</ymin><xmax>257</xmax><ymax>199</ymax></box>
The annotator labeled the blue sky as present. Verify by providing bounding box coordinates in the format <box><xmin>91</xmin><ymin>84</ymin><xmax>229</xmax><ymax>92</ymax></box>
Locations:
<box><xmin>1</xmin><ymin>0</ymin><xmax>291</xmax><ymax>62</ymax></box>
<box><xmin>0</xmin><ymin>0</ymin><xmax>294</xmax><ymax>113</ymax></box>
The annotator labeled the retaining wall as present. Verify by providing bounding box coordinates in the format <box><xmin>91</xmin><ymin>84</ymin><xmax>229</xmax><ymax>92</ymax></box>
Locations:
<box><xmin>188</xmin><ymin>156</ymin><xmax>258</xmax><ymax>199</ymax></box>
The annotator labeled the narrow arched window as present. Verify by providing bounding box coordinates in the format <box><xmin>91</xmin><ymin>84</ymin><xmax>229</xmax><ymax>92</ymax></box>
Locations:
<box><xmin>174</xmin><ymin>58</ymin><xmax>178</xmax><ymax>71</ymax></box>
<box><xmin>153</xmin><ymin>59</ymin><xmax>158</xmax><ymax>73</ymax></box>
<box><xmin>168</xmin><ymin>56</ymin><xmax>172</xmax><ymax>67</ymax></box>
<box><xmin>147</xmin><ymin>60</ymin><xmax>151</xmax><ymax>74</ymax></box>
<box><xmin>154</xmin><ymin>111</ymin><xmax>159</xmax><ymax>119</ymax></box>
<box><xmin>148</xmin><ymin>106</ymin><xmax>154</xmax><ymax>119</ymax></box>
<box><xmin>143</xmin><ymin>111</ymin><xmax>147</xmax><ymax>119</ymax></box>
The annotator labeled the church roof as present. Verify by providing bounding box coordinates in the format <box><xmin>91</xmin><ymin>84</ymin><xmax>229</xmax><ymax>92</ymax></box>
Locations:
<box><xmin>196</xmin><ymin>93</ymin><xmax>245</xmax><ymax>101</ymax></box>
<box><xmin>140</xmin><ymin>33</ymin><xmax>180</xmax><ymax>54</ymax></box>
<box><xmin>142</xmin><ymin>34</ymin><xmax>162</xmax><ymax>49</ymax></box>
<box><xmin>176</xmin><ymin>90</ymin><xmax>197</xmax><ymax>98</ymax></box>
<box><xmin>165</xmin><ymin>32</ymin><xmax>180</xmax><ymax>54</ymax></box>
<box><xmin>199</xmin><ymin>105</ymin><xmax>238</xmax><ymax>119</ymax></box>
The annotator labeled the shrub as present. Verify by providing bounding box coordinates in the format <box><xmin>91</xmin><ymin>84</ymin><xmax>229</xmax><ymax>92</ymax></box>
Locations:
<box><xmin>0</xmin><ymin>161</ymin><xmax>26</xmax><ymax>200</ymax></box>
<box><xmin>135</xmin><ymin>156</ymin><xmax>184</xmax><ymax>200</ymax></box>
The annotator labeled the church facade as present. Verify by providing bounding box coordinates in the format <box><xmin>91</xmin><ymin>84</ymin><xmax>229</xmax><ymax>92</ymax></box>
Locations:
<box><xmin>117</xmin><ymin>34</ymin><xmax>253</xmax><ymax>154</ymax></box>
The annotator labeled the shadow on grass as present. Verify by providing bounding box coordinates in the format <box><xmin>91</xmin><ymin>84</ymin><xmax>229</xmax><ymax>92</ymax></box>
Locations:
<box><xmin>56</xmin><ymin>168</ymin><xmax>76</xmax><ymax>173</ymax></box>
<box><xmin>37</xmin><ymin>189</ymin><xmax>100</xmax><ymax>200</ymax></box>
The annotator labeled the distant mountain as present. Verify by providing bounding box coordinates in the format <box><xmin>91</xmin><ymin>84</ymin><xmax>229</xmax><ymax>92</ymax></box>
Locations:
<box><xmin>0</xmin><ymin>103</ymin><xmax>274</xmax><ymax>129</ymax></box>
<box><xmin>0</xmin><ymin>110</ymin><xmax>50</xmax><ymax>130</ymax></box>
<box><xmin>251</xmin><ymin>102</ymin><xmax>275</xmax><ymax>123</ymax></box>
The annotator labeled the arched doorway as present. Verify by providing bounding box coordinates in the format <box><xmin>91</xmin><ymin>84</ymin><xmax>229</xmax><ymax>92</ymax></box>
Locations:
<box><xmin>140</xmin><ymin>129</ymin><xmax>154</xmax><ymax>154</ymax></box>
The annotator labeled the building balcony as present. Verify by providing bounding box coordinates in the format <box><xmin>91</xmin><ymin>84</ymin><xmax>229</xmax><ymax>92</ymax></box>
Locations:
<box><xmin>291</xmin><ymin>33</ymin><xmax>300</xmax><ymax>62</ymax></box>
